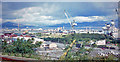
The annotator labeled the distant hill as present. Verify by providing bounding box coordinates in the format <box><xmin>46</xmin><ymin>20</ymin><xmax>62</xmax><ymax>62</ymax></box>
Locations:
<box><xmin>2</xmin><ymin>21</ymin><xmax>118</xmax><ymax>29</ymax></box>
<box><xmin>49</xmin><ymin>21</ymin><xmax>107</xmax><ymax>27</ymax></box>
<box><xmin>2</xmin><ymin>22</ymin><xmax>34</xmax><ymax>29</ymax></box>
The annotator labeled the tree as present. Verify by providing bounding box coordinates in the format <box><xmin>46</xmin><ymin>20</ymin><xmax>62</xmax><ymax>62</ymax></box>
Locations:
<box><xmin>2</xmin><ymin>41</ymin><xmax>7</xmax><ymax>53</ymax></box>
<box><xmin>32</xmin><ymin>38</ymin><xmax>34</xmax><ymax>41</ymax></box>
<box><xmin>6</xmin><ymin>45</ymin><xmax>14</xmax><ymax>55</ymax></box>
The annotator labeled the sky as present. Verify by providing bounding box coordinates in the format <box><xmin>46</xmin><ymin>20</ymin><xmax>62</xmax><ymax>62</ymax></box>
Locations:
<box><xmin>2</xmin><ymin>0</ymin><xmax>120</xmax><ymax>2</ymax></box>
<box><xmin>2</xmin><ymin>2</ymin><xmax>118</xmax><ymax>26</ymax></box>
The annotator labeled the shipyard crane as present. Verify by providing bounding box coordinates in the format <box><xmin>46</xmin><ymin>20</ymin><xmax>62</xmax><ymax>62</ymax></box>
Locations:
<box><xmin>64</xmin><ymin>10</ymin><xmax>77</xmax><ymax>30</ymax></box>
<box><xmin>59</xmin><ymin>10</ymin><xmax>78</xmax><ymax>60</ymax></box>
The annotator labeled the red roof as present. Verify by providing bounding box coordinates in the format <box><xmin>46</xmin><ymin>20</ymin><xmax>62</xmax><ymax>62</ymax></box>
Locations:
<box><xmin>25</xmin><ymin>35</ymin><xmax>30</xmax><ymax>37</ymax></box>
<box><xmin>10</xmin><ymin>34</ymin><xmax>17</xmax><ymax>37</ymax></box>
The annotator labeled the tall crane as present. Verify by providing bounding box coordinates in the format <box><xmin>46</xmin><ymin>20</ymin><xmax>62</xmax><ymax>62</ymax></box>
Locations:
<box><xmin>64</xmin><ymin>10</ymin><xmax>77</xmax><ymax>30</ymax></box>
<box><xmin>59</xmin><ymin>10</ymin><xmax>78</xmax><ymax>60</ymax></box>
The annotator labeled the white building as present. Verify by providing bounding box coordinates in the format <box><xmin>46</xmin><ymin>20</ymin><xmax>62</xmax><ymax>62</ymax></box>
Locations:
<box><xmin>12</xmin><ymin>36</ymin><xmax>45</xmax><ymax>44</ymax></box>
<box><xmin>32</xmin><ymin>38</ymin><xmax>45</xmax><ymax>44</ymax></box>
<box><xmin>96</xmin><ymin>40</ymin><xmax>106</xmax><ymax>45</ymax></box>
<box><xmin>89</xmin><ymin>40</ymin><xmax>95</xmax><ymax>45</ymax></box>
<box><xmin>49</xmin><ymin>43</ymin><xmax>57</xmax><ymax>49</ymax></box>
<box><xmin>40</xmin><ymin>41</ymin><xmax>57</xmax><ymax>49</ymax></box>
<box><xmin>12</xmin><ymin>36</ymin><xmax>31</xmax><ymax>41</ymax></box>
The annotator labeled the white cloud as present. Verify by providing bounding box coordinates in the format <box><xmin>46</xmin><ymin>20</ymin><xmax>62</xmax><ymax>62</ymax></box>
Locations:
<box><xmin>11</xmin><ymin>4</ymin><xmax>61</xmax><ymax>26</ymax></box>
<box><xmin>4</xmin><ymin>3</ymin><xmax>117</xmax><ymax>26</ymax></box>
<box><xmin>39</xmin><ymin>16</ymin><xmax>53</xmax><ymax>20</ymax></box>
<box><xmin>13</xmin><ymin>4</ymin><xmax>60</xmax><ymax>17</ymax></box>
<box><xmin>0</xmin><ymin>18</ymin><xmax>2</xmax><ymax>24</ymax></box>
<box><xmin>71</xmin><ymin>15</ymin><xmax>117</xmax><ymax>23</ymax></box>
<box><xmin>5</xmin><ymin>15</ymin><xmax>117</xmax><ymax>26</ymax></box>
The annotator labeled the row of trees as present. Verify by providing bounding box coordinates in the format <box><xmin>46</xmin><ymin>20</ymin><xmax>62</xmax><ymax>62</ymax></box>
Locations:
<box><xmin>43</xmin><ymin>33</ymin><xmax>113</xmax><ymax>44</ymax></box>
<box><xmin>2</xmin><ymin>38</ymin><xmax>42</xmax><ymax>57</ymax></box>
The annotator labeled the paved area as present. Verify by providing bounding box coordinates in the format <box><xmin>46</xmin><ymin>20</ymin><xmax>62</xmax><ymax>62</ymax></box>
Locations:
<box><xmin>89</xmin><ymin>48</ymin><xmax>120</xmax><ymax>57</ymax></box>
<box><xmin>36</xmin><ymin>49</ymin><xmax>64</xmax><ymax>60</ymax></box>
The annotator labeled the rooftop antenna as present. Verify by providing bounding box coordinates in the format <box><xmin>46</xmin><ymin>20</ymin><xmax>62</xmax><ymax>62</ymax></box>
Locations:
<box><xmin>18</xmin><ymin>20</ymin><xmax>19</xmax><ymax>32</ymax></box>
<box><xmin>17</xmin><ymin>16</ymin><xmax>22</xmax><ymax>33</ymax></box>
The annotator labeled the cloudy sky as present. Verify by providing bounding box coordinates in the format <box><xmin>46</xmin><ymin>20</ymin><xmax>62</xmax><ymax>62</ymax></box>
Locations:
<box><xmin>2</xmin><ymin>2</ymin><xmax>118</xmax><ymax>26</ymax></box>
